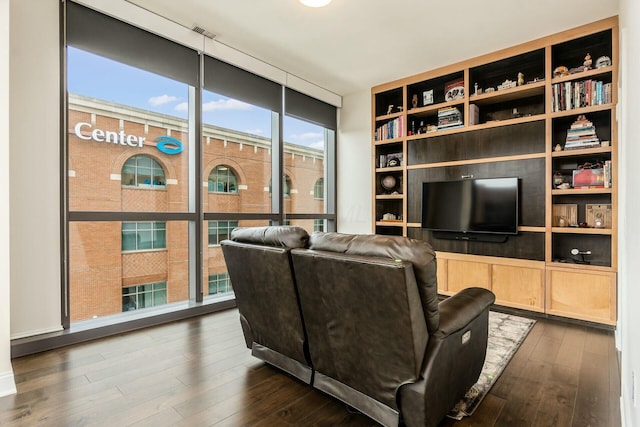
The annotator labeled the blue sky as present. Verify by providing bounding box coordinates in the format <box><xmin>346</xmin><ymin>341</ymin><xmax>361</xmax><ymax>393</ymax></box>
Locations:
<box><xmin>67</xmin><ymin>47</ymin><xmax>324</xmax><ymax>150</ymax></box>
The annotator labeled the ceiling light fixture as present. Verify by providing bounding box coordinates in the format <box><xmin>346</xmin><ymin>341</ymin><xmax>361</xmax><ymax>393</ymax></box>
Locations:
<box><xmin>300</xmin><ymin>0</ymin><xmax>332</xmax><ymax>7</ymax></box>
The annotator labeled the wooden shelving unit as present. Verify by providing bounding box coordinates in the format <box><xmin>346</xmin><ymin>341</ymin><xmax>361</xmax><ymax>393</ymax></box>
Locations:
<box><xmin>371</xmin><ymin>17</ymin><xmax>618</xmax><ymax>325</ymax></box>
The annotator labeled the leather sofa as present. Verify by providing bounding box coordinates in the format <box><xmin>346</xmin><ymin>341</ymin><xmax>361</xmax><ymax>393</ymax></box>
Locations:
<box><xmin>221</xmin><ymin>227</ymin><xmax>496</xmax><ymax>427</ymax></box>
<box><xmin>220</xmin><ymin>225</ymin><xmax>313</xmax><ymax>384</ymax></box>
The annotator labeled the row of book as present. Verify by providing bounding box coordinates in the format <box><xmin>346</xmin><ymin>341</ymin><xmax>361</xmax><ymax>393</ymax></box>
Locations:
<box><xmin>437</xmin><ymin>106</ymin><xmax>462</xmax><ymax>129</ymax></box>
<box><xmin>551</xmin><ymin>80</ymin><xmax>612</xmax><ymax>112</ymax></box>
<box><xmin>375</xmin><ymin>116</ymin><xmax>404</xmax><ymax>141</ymax></box>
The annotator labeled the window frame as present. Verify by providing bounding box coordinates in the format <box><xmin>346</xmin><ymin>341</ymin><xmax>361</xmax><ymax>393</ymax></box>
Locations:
<box><xmin>208</xmin><ymin>220</ymin><xmax>238</xmax><ymax>246</ymax></box>
<box><xmin>122</xmin><ymin>281</ymin><xmax>168</xmax><ymax>311</ymax></box>
<box><xmin>121</xmin><ymin>221</ymin><xmax>167</xmax><ymax>252</ymax></box>
<box><xmin>121</xmin><ymin>154</ymin><xmax>167</xmax><ymax>189</ymax></box>
<box><xmin>207</xmin><ymin>273</ymin><xmax>233</xmax><ymax>296</ymax></box>
<box><xmin>208</xmin><ymin>164</ymin><xmax>238</xmax><ymax>194</ymax></box>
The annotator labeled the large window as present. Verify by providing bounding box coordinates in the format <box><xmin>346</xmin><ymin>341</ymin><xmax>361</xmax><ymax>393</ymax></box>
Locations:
<box><xmin>122</xmin><ymin>222</ymin><xmax>167</xmax><ymax>251</ymax></box>
<box><xmin>122</xmin><ymin>155</ymin><xmax>166</xmax><ymax>188</ymax></box>
<box><xmin>122</xmin><ymin>281</ymin><xmax>167</xmax><ymax>311</ymax></box>
<box><xmin>65</xmin><ymin>2</ymin><xmax>335</xmax><ymax>328</ymax></box>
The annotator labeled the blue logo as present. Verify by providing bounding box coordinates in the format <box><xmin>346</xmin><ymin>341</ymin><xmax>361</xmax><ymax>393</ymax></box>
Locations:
<box><xmin>154</xmin><ymin>135</ymin><xmax>184</xmax><ymax>155</ymax></box>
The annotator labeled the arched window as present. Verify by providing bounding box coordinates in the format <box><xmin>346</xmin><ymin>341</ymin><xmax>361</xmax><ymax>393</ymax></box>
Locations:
<box><xmin>208</xmin><ymin>165</ymin><xmax>238</xmax><ymax>193</ymax></box>
<box><xmin>284</xmin><ymin>175</ymin><xmax>292</xmax><ymax>198</ymax></box>
<box><xmin>269</xmin><ymin>175</ymin><xmax>292</xmax><ymax>198</ymax></box>
<box><xmin>314</xmin><ymin>178</ymin><xmax>324</xmax><ymax>200</ymax></box>
<box><xmin>121</xmin><ymin>155</ymin><xmax>166</xmax><ymax>188</ymax></box>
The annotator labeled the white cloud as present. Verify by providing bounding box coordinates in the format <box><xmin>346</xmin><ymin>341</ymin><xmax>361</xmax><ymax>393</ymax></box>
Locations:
<box><xmin>148</xmin><ymin>94</ymin><xmax>178</xmax><ymax>106</ymax></box>
<box><xmin>244</xmin><ymin>129</ymin><xmax>264</xmax><ymax>135</ymax></box>
<box><xmin>291</xmin><ymin>132</ymin><xmax>322</xmax><ymax>141</ymax></box>
<box><xmin>308</xmin><ymin>141</ymin><xmax>325</xmax><ymax>150</ymax></box>
<box><xmin>203</xmin><ymin>98</ymin><xmax>252</xmax><ymax>112</ymax></box>
<box><xmin>174</xmin><ymin>102</ymin><xmax>188</xmax><ymax>112</ymax></box>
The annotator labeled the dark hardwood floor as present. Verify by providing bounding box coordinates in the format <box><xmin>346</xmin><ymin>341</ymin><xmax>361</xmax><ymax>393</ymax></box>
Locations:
<box><xmin>0</xmin><ymin>308</ymin><xmax>620</xmax><ymax>426</ymax></box>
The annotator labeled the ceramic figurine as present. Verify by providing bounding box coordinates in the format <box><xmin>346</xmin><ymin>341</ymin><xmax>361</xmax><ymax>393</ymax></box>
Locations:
<box><xmin>517</xmin><ymin>72</ymin><xmax>524</xmax><ymax>86</ymax></box>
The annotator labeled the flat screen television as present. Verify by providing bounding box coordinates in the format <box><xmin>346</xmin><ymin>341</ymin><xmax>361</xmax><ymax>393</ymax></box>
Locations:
<box><xmin>422</xmin><ymin>177</ymin><xmax>519</xmax><ymax>241</ymax></box>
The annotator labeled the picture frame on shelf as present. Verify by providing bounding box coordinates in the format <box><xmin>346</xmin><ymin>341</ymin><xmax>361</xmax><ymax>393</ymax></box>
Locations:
<box><xmin>423</xmin><ymin>90</ymin><xmax>434</xmax><ymax>106</ymax></box>
<box><xmin>572</xmin><ymin>168</ymin><xmax>604</xmax><ymax>188</ymax></box>
<box><xmin>378</xmin><ymin>152</ymin><xmax>403</xmax><ymax>168</ymax></box>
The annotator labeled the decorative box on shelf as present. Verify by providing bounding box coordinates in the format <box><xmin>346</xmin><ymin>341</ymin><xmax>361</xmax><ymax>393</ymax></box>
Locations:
<box><xmin>553</xmin><ymin>204</ymin><xmax>578</xmax><ymax>227</ymax></box>
<box><xmin>585</xmin><ymin>204</ymin><xmax>612</xmax><ymax>229</ymax></box>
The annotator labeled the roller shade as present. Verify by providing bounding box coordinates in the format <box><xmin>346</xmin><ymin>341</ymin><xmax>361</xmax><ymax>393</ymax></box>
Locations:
<box><xmin>203</xmin><ymin>56</ymin><xmax>282</xmax><ymax>112</ymax></box>
<box><xmin>285</xmin><ymin>87</ymin><xmax>337</xmax><ymax>130</ymax></box>
<box><xmin>66</xmin><ymin>1</ymin><xmax>198</xmax><ymax>87</ymax></box>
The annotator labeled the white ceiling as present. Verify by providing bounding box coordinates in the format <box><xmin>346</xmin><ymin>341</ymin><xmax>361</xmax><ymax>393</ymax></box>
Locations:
<box><xmin>126</xmin><ymin>0</ymin><xmax>619</xmax><ymax>97</ymax></box>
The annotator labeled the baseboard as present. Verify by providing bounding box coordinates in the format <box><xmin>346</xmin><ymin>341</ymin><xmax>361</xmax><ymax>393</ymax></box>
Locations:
<box><xmin>0</xmin><ymin>371</ymin><xmax>17</xmax><ymax>398</ymax></box>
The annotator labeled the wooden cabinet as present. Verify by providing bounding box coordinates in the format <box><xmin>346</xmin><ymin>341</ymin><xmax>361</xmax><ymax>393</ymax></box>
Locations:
<box><xmin>437</xmin><ymin>253</ymin><xmax>545</xmax><ymax>313</ymax></box>
<box><xmin>546</xmin><ymin>267</ymin><xmax>616</xmax><ymax>325</ymax></box>
<box><xmin>372</xmin><ymin>17</ymin><xmax>618</xmax><ymax>325</ymax></box>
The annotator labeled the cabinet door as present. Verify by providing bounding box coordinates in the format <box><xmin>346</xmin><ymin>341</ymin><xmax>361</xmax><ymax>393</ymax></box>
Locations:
<box><xmin>546</xmin><ymin>269</ymin><xmax>616</xmax><ymax>325</ymax></box>
<box><xmin>492</xmin><ymin>265</ymin><xmax>544</xmax><ymax>312</ymax></box>
<box><xmin>447</xmin><ymin>260</ymin><xmax>490</xmax><ymax>292</ymax></box>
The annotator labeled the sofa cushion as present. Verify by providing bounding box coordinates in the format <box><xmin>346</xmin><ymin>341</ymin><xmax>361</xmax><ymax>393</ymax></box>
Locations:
<box><xmin>309</xmin><ymin>232</ymin><xmax>439</xmax><ymax>333</ymax></box>
<box><xmin>230</xmin><ymin>225</ymin><xmax>309</xmax><ymax>249</ymax></box>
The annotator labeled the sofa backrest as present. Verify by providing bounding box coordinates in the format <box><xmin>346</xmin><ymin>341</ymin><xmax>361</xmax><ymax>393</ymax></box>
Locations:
<box><xmin>308</xmin><ymin>232</ymin><xmax>440</xmax><ymax>333</ymax></box>
<box><xmin>291</xmin><ymin>232</ymin><xmax>432</xmax><ymax>426</ymax></box>
<box><xmin>220</xmin><ymin>226</ymin><xmax>311</xmax><ymax>382</ymax></box>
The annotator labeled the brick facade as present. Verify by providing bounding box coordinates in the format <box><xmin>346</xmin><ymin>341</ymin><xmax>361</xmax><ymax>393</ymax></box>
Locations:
<box><xmin>68</xmin><ymin>95</ymin><xmax>324</xmax><ymax>321</ymax></box>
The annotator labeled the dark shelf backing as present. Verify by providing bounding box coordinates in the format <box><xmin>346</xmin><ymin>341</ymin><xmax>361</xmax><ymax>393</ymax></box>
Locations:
<box><xmin>407</xmin><ymin>158</ymin><xmax>545</xmax><ymax>227</ymax></box>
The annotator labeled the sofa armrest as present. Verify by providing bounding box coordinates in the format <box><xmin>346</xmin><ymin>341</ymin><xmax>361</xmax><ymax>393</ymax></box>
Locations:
<box><xmin>397</xmin><ymin>287</ymin><xmax>495</xmax><ymax>427</ymax></box>
<box><xmin>434</xmin><ymin>287</ymin><xmax>496</xmax><ymax>339</ymax></box>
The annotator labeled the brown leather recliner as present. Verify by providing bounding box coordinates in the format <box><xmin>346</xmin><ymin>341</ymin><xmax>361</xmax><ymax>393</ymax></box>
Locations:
<box><xmin>290</xmin><ymin>232</ymin><xmax>495</xmax><ymax>427</ymax></box>
<box><xmin>222</xmin><ymin>227</ymin><xmax>495</xmax><ymax>427</ymax></box>
<box><xmin>220</xmin><ymin>226</ymin><xmax>313</xmax><ymax>383</ymax></box>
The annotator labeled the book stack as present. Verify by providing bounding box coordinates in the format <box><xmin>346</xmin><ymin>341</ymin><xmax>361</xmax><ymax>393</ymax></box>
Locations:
<box><xmin>564</xmin><ymin>115</ymin><xmax>600</xmax><ymax>150</ymax></box>
<box><xmin>437</xmin><ymin>107</ymin><xmax>463</xmax><ymax>130</ymax></box>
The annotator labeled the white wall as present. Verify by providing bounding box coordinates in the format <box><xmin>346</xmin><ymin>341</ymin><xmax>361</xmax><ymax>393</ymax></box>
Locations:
<box><xmin>336</xmin><ymin>90</ymin><xmax>372</xmax><ymax>234</ymax></box>
<box><xmin>618</xmin><ymin>1</ymin><xmax>640</xmax><ymax>425</ymax></box>
<box><xmin>9</xmin><ymin>0</ymin><xmax>62</xmax><ymax>338</ymax></box>
<box><xmin>0</xmin><ymin>0</ymin><xmax>16</xmax><ymax>398</ymax></box>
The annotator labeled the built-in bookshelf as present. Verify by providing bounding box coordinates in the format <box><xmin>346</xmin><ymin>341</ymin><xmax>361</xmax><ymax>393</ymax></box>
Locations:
<box><xmin>371</xmin><ymin>17</ymin><xmax>618</xmax><ymax>325</ymax></box>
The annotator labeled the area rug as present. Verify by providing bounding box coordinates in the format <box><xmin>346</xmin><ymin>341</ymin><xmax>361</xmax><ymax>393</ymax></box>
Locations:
<box><xmin>447</xmin><ymin>311</ymin><xmax>536</xmax><ymax>420</ymax></box>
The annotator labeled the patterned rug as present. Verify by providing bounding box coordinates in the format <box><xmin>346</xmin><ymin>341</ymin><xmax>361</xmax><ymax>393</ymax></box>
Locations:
<box><xmin>447</xmin><ymin>311</ymin><xmax>536</xmax><ymax>420</ymax></box>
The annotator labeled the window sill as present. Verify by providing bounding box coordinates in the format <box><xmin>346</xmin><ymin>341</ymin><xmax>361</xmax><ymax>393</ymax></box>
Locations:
<box><xmin>11</xmin><ymin>297</ymin><xmax>236</xmax><ymax>358</ymax></box>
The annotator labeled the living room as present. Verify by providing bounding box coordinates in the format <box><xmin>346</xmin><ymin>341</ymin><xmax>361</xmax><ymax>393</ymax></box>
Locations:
<box><xmin>1</xmin><ymin>0</ymin><xmax>639</xmax><ymax>426</ymax></box>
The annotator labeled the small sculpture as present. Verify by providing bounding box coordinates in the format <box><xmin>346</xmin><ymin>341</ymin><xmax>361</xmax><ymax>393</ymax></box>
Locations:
<box><xmin>517</xmin><ymin>72</ymin><xmax>524</xmax><ymax>86</ymax></box>
<box><xmin>596</xmin><ymin>56</ymin><xmax>611</xmax><ymax>68</ymax></box>
<box><xmin>386</xmin><ymin>105</ymin><xmax>394</xmax><ymax>115</ymax></box>
<box><xmin>584</xmin><ymin>53</ymin><xmax>592</xmax><ymax>70</ymax></box>
<box><xmin>411</xmin><ymin>94</ymin><xmax>418</xmax><ymax>109</ymax></box>
<box><xmin>554</xmin><ymin>143</ymin><xmax>563</xmax><ymax>152</ymax></box>
<box><xmin>553</xmin><ymin>66</ymin><xmax>569</xmax><ymax>77</ymax></box>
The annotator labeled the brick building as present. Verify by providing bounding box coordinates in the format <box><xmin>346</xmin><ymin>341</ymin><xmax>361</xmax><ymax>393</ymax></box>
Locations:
<box><xmin>68</xmin><ymin>94</ymin><xmax>324</xmax><ymax>321</ymax></box>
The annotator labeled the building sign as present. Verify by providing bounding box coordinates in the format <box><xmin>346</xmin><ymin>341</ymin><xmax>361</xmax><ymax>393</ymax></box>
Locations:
<box><xmin>73</xmin><ymin>122</ymin><xmax>184</xmax><ymax>155</ymax></box>
<box><xmin>154</xmin><ymin>135</ymin><xmax>183</xmax><ymax>155</ymax></box>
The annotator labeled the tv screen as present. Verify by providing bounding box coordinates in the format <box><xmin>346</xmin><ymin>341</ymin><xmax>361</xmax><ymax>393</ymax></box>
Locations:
<box><xmin>422</xmin><ymin>177</ymin><xmax>519</xmax><ymax>235</ymax></box>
